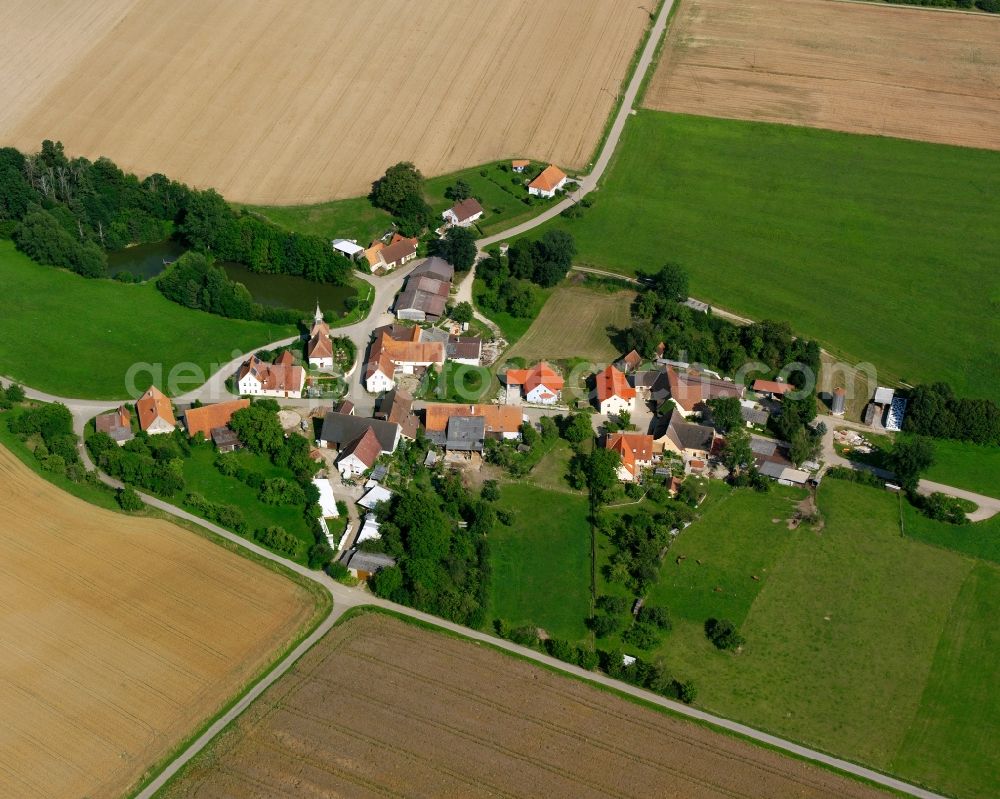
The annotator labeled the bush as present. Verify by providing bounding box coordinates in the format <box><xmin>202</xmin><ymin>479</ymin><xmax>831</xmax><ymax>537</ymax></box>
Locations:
<box><xmin>545</xmin><ymin>638</ymin><xmax>577</xmax><ymax>663</ymax></box>
<box><xmin>597</xmin><ymin>595</ymin><xmax>629</xmax><ymax>615</ymax></box>
<box><xmin>253</xmin><ymin>526</ymin><xmax>300</xmax><ymax>557</ymax></box>
<box><xmin>481</xmin><ymin>480</ymin><xmax>501</xmax><ymax>502</ymax></box>
<box><xmin>508</xmin><ymin>625</ymin><xmax>539</xmax><ymax>648</ymax></box>
<box><xmin>326</xmin><ymin>560</ymin><xmax>350</xmax><ymax>580</ymax></box>
<box><xmin>705</xmin><ymin>618</ymin><xmax>744</xmax><ymax>651</ymax></box>
<box><xmin>638</xmin><ymin>605</ymin><xmax>672</xmax><ymax>631</ymax></box>
<box><xmin>622</xmin><ymin>622</ymin><xmax>660</xmax><ymax>650</ymax></box>
<box><xmin>588</xmin><ymin>613</ymin><xmax>620</xmax><ymax>638</ymax></box>
<box><xmin>116</xmin><ymin>486</ymin><xmax>144</xmax><ymax>512</ymax></box>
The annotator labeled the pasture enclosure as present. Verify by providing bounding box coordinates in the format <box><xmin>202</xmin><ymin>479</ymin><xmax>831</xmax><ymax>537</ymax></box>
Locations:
<box><xmin>0</xmin><ymin>445</ymin><xmax>317</xmax><ymax>799</ymax></box>
<box><xmin>162</xmin><ymin>612</ymin><xmax>889</xmax><ymax>798</ymax></box>
<box><xmin>644</xmin><ymin>0</ymin><xmax>1000</xmax><ymax>150</ymax></box>
<box><xmin>1</xmin><ymin>0</ymin><xmax>653</xmax><ymax>204</ymax></box>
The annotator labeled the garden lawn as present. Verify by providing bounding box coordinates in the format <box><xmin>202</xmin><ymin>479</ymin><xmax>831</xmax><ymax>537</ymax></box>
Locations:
<box><xmin>0</xmin><ymin>242</ymin><xmax>296</xmax><ymax>399</ymax></box>
<box><xmin>424</xmin><ymin>162</ymin><xmax>552</xmax><ymax>236</ymax></box>
<box><xmin>536</xmin><ymin>112</ymin><xmax>1000</xmax><ymax>397</ymax></box>
<box><xmin>645</xmin><ymin>479</ymin><xmax>996</xmax><ymax>798</ymax></box>
<box><xmin>422</xmin><ymin>360</ymin><xmax>493</xmax><ymax>403</ymax></box>
<box><xmin>238</xmin><ymin>198</ymin><xmax>392</xmax><ymax>247</ymax></box>
<box><xmin>488</xmin><ymin>483</ymin><xmax>592</xmax><ymax>641</ymax></box>
<box><xmin>180</xmin><ymin>444</ymin><xmax>313</xmax><ymax>563</ymax></box>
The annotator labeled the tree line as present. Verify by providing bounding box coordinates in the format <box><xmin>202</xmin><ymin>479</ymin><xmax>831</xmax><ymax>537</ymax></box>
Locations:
<box><xmin>0</xmin><ymin>141</ymin><xmax>352</xmax><ymax>288</ymax></box>
<box><xmin>476</xmin><ymin>230</ymin><xmax>578</xmax><ymax>318</ymax></box>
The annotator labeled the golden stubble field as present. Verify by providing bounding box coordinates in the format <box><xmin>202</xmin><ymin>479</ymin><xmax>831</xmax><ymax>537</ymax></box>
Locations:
<box><xmin>0</xmin><ymin>0</ymin><xmax>652</xmax><ymax>204</ymax></box>
<box><xmin>162</xmin><ymin>612</ymin><xmax>890</xmax><ymax>799</ymax></box>
<box><xmin>0</xmin><ymin>445</ymin><xmax>317</xmax><ymax>799</ymax></box>
<box><xmin>644</xmin><ymin>0</ymin><xmax>1000</xmax><ymax>150</ymax></box>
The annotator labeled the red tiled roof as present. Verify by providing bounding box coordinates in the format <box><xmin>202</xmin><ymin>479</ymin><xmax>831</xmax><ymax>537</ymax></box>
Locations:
<box><xmin>237</xmin><ymin>354</ymin><xmax>304</xmax><ymax>393</ymax></box>
<box><xmin>528</xmin><ymin>164</ymin><xmax>567</xmax><ymax>192</ymax></box>
<box><xmin>506</xmin><ymin>361</ymin><xmax>564</xmax><ymax>394</ymax></box>
<box><xmin>379</xmin><ymin>235</ymin><xmax>418</xmax><ymax>266</ymax></box>
<box><xmin>424</xmin><ymin>403</ymin><xmax>522</xmax><ymax>435</ymax></box>
<box><xmin>136</xmin><ymin>386</ymin><xmax>175</xmax><ymax>431</ymax></box>
<box><xmin>596</xmin><ymin>365</ymin><xmax>635</xmax><ymax>402</ymax></box>
<box><xmin>753</xmin><ymin>379</ymin><xmax>793</xmax><ymax>395</ymax></box>
<box><xmin>606</xmin><ymin>432</ymin><xmax>654</xmax><ymax>478</ymax></box>
<box><xmin>449</xmin><ymin>198</ymin><xmax>484</xmax><ymax>223</ymax></box>
<box><xmin>184</xmin><ymin>399</ymin><xmax>250</xmax><ymax>439</ymax></box>
<box><xmin>666</xmin><ymin>367</ymin><xmax>744</xmax><ymax>412</ymax></box>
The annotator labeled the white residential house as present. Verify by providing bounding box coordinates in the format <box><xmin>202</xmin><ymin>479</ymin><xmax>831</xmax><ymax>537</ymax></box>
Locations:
<box><xmin>504</xmin><ymin>362</ymin><xmax>565</xmax><ymax>405</ymax></box>
<box><xmin>595</xmin><ymin>365</ymin><xmax>636</xmax><ymax>416</ymax></box>
<box><xmin>527</xmin><ymin>164</ymin><xmax>568</xmax><ymax>198</ymax></box>
<box><xmin>442</xmin><ymin>198</ymin><xmax>484</xmax><ymax>227</ymax></box>
<box><xmin>236</xmin><ymin>352</ymin><xmax>305</xmax><ymax>398</ymax></box>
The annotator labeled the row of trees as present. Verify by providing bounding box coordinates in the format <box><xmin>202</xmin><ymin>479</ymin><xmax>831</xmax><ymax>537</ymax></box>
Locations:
<box><xmin>1</xmin><ymin>141</ymin><xmax>352</xmax><ymax>288</ymax></box>
<box><xmin>884</xmin><ymin>0</ymin><xmax>998</xmax><ymax>12</ymax></box>
<box><xmin>903</xmin><ymin>382</ymin><xmax>1000</xmax><ymax>446</ymax></box>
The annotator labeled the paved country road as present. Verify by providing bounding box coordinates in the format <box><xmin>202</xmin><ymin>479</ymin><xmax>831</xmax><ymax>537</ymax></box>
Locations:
<box><xmin>452</xmin><ymin>0</ymin><xmax>676</xmax><ymax>311</ymax></box>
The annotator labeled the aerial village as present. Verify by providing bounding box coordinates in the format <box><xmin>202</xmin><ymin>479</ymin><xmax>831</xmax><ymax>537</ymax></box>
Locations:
<box><xmin>92</xmin><ymin>159</ymin><xmax>908</xmax><ymax>582</ymax></box>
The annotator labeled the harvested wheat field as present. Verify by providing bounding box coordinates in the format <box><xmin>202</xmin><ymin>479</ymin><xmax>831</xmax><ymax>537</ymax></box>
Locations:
<box><xmin>0</xmin><ymin>445</ymin><xmax>318</xmax><ymax>799</ymax></box>
<box><xmin>644</xmin><ymin>0</ymin><xmax>1000</xmax><ymax>150</ymax></box>
<box><xmin>162</xmin><ymin>612</ymin><xmax>888</xmax><ymax>799</ymax></box>
<box><xmin>0</xmin><ymin>0</ymin><xmax>652</xmax><ymax>205</ymax></box>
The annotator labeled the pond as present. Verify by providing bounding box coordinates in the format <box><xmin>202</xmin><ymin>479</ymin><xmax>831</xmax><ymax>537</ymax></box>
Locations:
<box><xmin>105</xmin><ymin>239</ymin><xmax>358</xmax><ymax>316</ymax></box>
<box><xmin>106</xmin><ymin>239</ymin><xmax>185</xmax><ymax>280</ymax></box>
<box><xmin>219</xmin><ymin>262</ymin><xmax>357</xmax><ymax>315</ymax></box>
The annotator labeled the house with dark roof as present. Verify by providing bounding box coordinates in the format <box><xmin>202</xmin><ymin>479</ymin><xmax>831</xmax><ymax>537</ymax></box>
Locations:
<box><xmin>446</xmin><ymin>335</ymin><xmax>482</xmax><ymax>366</ymax></box>
<box><xmin>395</xmin><ymin>274</ymin><xmax>450</xmax><ymax>321</ymax></box>
<box><xmin>652</xmin><ymin>409</ymin><xmax>715</xmax><ymax>459</ymax></box>
<box><xmin>424</xmin><ymin>403</ymin><xmax>522</xmax><ymax>447</ymax></box>
<box><xmin>375</xmin><ymin>388</ymin><xmax>420</xmax><ymax>439</ymax></box>
<box><xmin>410</xmin><ymin>257</ymin><xmax>455</xmax><ymax>282</ymax></box>
<box><xmin>336</xmin><ymin>426</ymin><xmax>383</xmax><ymax>478</ymax></box>
<box><xmin>345</xmin><ymin>549</ymin><xmax>397</xmax><ymax>581</ymax></box>
<box><xmin>365</xmin><ymin>233</ymin><xmax>418</xmax><ymax>272</ymax></box>
<box><xmin>442</xmin><ymin>198</ymin><xmax>484</xmax><ymax>227</ymax></box>
<box><xmin>614</xmin><ymin>350</ymin><xmax>643</xmax><ymax>374</ymax></box>
<box><xmin>211</xmin><ymin>427</ymin><xmax>241</xmax><ymax>453</ymax></box>
<box><xmin>95</xmin><ymin>405</ymin><xmax>133</xmax><ymax>446</ymax></box>
<box><xmin>318</xmin><ymin>412</ymin><xmax>401</xmax><ymax>454</ymax></box>
<box><xmin>444</xmin><ymin>415</ymin><xmax>486</xmax><ymax>453</ymax></box>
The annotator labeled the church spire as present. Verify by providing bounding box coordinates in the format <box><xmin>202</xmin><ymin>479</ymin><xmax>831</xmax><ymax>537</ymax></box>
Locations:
<box><xmin>314</xmin><ymin>300</ymin><xmax>323</xmax><ymax>326</ymax></box>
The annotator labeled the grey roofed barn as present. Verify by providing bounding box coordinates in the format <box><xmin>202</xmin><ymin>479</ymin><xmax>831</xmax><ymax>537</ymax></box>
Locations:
<box><xmin>319</xmin><ymin>412</ymin><xmax>400</xmax><ymax>452</ymax></box>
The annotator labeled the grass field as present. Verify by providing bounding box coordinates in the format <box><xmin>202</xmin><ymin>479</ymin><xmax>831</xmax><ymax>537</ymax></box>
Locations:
<box><xmin>2</xmin><ymin>0</ymin><xmax>651</xmax><ymax>204</ymax></box>
<box><xmin>902</xmin><ymin>501</ymin><xmax>1000</xmax><ymax>566</ymax></box>
<box><xmin>181</xmin><ymin>445</ymin><xmax>314</xmax><ymax>563</ymax></box>
<box><xmin>536</xmin><ymin>112</ymin><xmax>1000</xmax><ymax>397</ymax></box>
<box><xmin>161</xmin><ymin>611</ymin><xmax>888</xmax><ymax>799</ymax></box>
<box><xmin>0</xmin><ymin>242</ymin><xmax>295</xmax><ymax>399</ymax></box>
<box><xmin>644</xmin><ymin>479</ymin><xmax>1000</xmax><ymax>799</ymax></box>
<box><xmin>921</xmin><ymin>438</ymin><xmax>1000</xmax><ymax>499</ymax></box>
<box><xmin>0</xmin><ymin>442</ymin><xmax>317</xmax><ymax>799</ymax></box>
<box><xmin>503</xmin><ymin>283</ymin><xmax>634</xmax><ymax>365</ymax></box>
<box><xmin>239</xmin><ymin>197</ymin><xmax>393</xmax><ymax>248</ymax></box>
<box><xmin>488</xmin><ymin>482</ymin><xmax>592</xmax><ymax>642</ymax></box>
